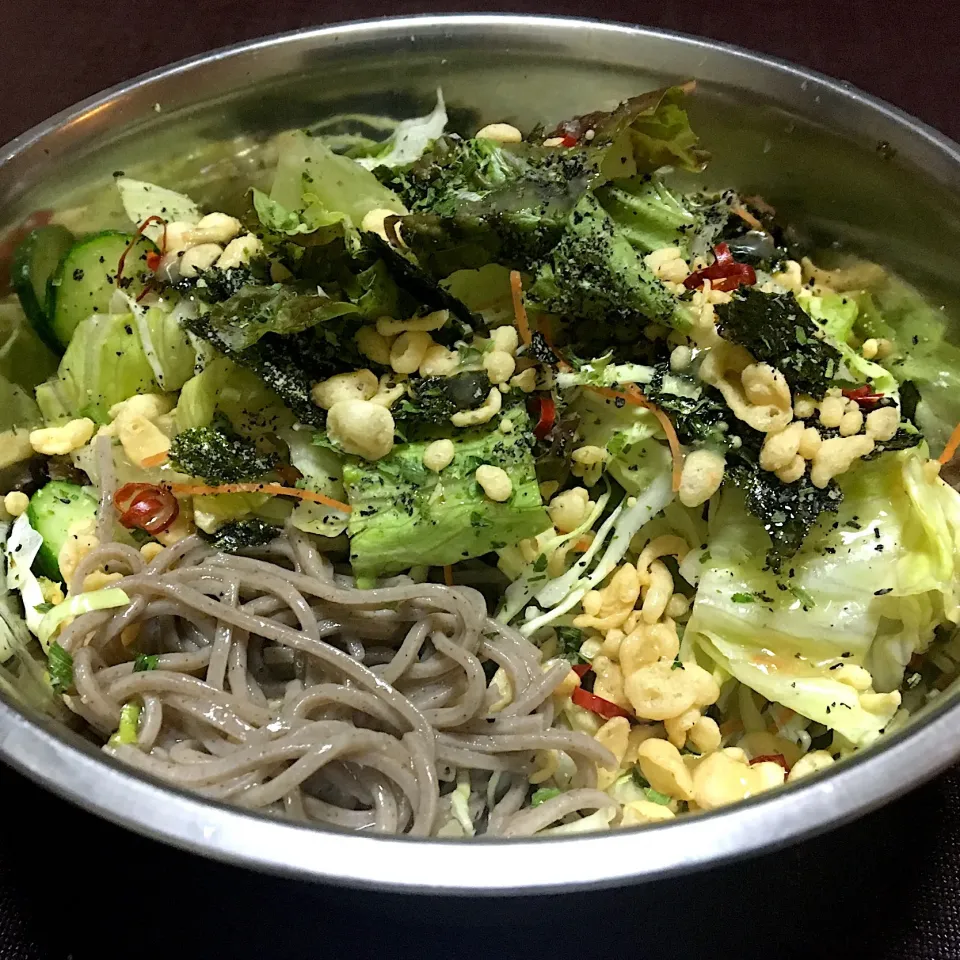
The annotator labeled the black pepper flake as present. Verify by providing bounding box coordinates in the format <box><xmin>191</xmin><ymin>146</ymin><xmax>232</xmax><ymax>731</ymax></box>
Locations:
<box><xmin>874</xmin><ymin>587</ymin><xmax>892</xmax><ymax>596</ymax></box>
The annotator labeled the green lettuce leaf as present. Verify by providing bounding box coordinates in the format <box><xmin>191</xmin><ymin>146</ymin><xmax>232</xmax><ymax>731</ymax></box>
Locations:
<box><xmin>685</xmin><ymin>448</ymin><xmax>960</xmax><ymax>743</ymax></box>
<box><xmin>175</xmin><ymin>356</ymin><xmax>294</xmax><ymax>439</ymax></box>
<box><xmin>545</xmin><ymin>83</ymin><xmax>708</xmax><ymax>176</ymax></box>
<box><xmin>386</xmin><ymin>85</ymin><xmax>704</xmax><ymax>279</ymax></box>
<box><xmin>343</xmin><ymin>407</ymin><xmax>549</xmax><ymax>577</ymax></box>
<box><xmin>251</xmin><ymin>189</ymin><xmax>339</xmax><ymax>236</ymax></box>
<box><xmin>199</xmin><ymin>284</ymin><xmax>359</xmax><ymax>353</ymax></box>
<box><xmin>527</xmin><ymin>193</ymin><xmax>681</xmax><ymax>341</ymax></box>
<box><xmin>572</xmin><ymin>387</ymin><xmax>661</xmax><ymax>494</ymax></box>
<box><xmin>281</xmin><ymin>426</ymin><xmax>349</xmax><ymax>537</ymax></box>
<box><xmin>799</xmin><ymin>291</ymin><xmax>898</xmax><ymax>397</ymax></box>
<box><xmin>37</xmin><ymin>306</ymin><xmax>195</xmax><ymax>423</ymax></box>
<box><xmin>854</xmin><ymin>280</ymin><xmax>960</xmax><ymax>454</ymax></box>
<box><xmin>270</xmin><ymin>130</ymin><xmax>406</xmax><ymax>231</ymax></box>
<box><xmin>596</xmin><ymin>175</ymin><xmax>701</xmax><ymax>255</ymax></box>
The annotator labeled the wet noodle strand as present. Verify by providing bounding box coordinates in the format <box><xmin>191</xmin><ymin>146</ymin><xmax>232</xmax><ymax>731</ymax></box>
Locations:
<box><xmin>60</xmin><ymin>527</ymin><xmax>615</xmax><ymax>836</ymax></box>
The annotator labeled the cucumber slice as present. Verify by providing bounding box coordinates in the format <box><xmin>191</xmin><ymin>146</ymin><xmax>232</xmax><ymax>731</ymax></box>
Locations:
<box><xmin>11</xmin><ymin>225</ymin><xmax>75</xmax><ymax>352</ymax></box>
<box><xmin>0</xmin><ymin>302</ymin><xmax>58</xmax><ymax>391</ymax></box>
<box><xmin>26</xmin><ymin>481</ymin><xmax>99</xmax><ymax>582</ymax></box>
<box><xmin>49</xmin><ymin>231</ymin><xmax>158</xmax><ymax>348</ymax></box>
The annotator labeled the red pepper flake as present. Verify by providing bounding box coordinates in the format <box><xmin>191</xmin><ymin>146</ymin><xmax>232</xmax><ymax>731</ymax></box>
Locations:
<box><xmin>749</xmin><ymin>753</ymin><xmax>790</xmax><ymax>772</ymax></box>
<box><xmin>117</xmin><ymin>215</ymin><xmax>166</xmax><ymax>285</ymax></box>
<box><xmin>683</xmin><ymin>242</ymin><xmax>757</xmax><ymax>293</ymax></box>
<box><xmin>842</xmin><ymin>385</ymin><xmax>884</xmax><ymax>409</ymax></box>
<box><xmin>571</xmin><ymin>686</ymin><xmax>634</xmax><ymax>721</ymax></box>
<box><xmin>572</xmin><ymin>663</ymin><xmax>592</xmax><ymax>678</ymax></box>
<box><xmin>114</xmin><ymin>482</ymin><xmax>179</xmax><ymax>535</ymax></box>
<box><xmin>530</xmin><ymin>394</ymin><xmax>557</xmax><ymax>440</ymax></box>
<box><xmin>560</xmin><ymin>134</ymin><xmax>578</xmax><ymax>148</ymax></box>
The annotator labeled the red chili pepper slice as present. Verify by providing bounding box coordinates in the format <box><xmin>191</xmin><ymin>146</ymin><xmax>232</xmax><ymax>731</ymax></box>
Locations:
<box><xmin>114</xmin><ymin>483</ymin><xmax>156</xmax><ymax>511</ymax></box>
<box><xmin>114</xmin><ymin>482</ymin><xmax>179</xmax><ymax>535</ymax></box>
<box><xmin>842</xmin><ymin>385</ymin><xmax>884</xmax><ymax>409</ymax></box>
<box><xmin>571</xmin><ymin>686</ymin><xmax>634</xmax><ymax>721</ymax></box>
<box><xmin>749</xmin><ymin>753</ymin><xmax>790</xmax><ymax>772</ymax></box>
<box><xmin>117</xmin><ymin>215</ymin><xmax>166</xmax><ymax>285</ymax></box>
<box><xmin>532</xmin><ymin>394</ymin><xmax>557</xmax><ymax>440</ymax></box>
<box><xmin>572</xmin><ymin>663</ymin><xmax>592</xmax><ymax>678</ymax></box>
<box><xmin>683</xmin><ymin>242</ymin><xmax>757</xmax><ymax>293</ymax></box>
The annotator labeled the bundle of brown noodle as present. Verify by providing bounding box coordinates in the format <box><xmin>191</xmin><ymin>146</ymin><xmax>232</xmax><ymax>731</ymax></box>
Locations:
<box><xmin>55</xmin><ymin>451</ymin><xmax>616</xmax><ymax>836</ymax></box>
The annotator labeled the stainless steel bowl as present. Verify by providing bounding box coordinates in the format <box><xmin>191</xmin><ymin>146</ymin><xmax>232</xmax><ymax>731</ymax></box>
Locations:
<box><xmin>2</xmin><ymin>15</ymin><xmax>959</xmax><ymax>894</ymax></box>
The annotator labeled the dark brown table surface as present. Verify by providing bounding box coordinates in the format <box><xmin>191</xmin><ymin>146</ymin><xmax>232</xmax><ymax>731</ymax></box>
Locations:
<box><xmin>2</xmin><ymin>3</ymin><xmax>960</xmax><ymax>959</ymax></box>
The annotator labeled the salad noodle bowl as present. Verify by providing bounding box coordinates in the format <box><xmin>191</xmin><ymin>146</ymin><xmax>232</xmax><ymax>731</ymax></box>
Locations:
<box><xmin>0</xmin><ymin>16</ymin><xmax>958</xmax><ymax>891</ymax></box>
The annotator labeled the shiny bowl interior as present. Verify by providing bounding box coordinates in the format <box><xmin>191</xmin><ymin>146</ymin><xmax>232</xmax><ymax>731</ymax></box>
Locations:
<box><xmin>1</xmin><ymin>14</ymin><xmax>959</xmax><ymax>893</ymax></box>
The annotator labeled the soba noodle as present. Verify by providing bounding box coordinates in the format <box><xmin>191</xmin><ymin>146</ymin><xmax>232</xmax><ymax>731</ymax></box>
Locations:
<box><xmin>58</xmin><ymin>461</ymin><xmax>616</xmax><ymax>835</ymax></box>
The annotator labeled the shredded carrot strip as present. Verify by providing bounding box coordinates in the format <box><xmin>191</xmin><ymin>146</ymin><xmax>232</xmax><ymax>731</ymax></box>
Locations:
<box><xmin>719</xmin><ymin>718</ymin><xmax>743</xmax><ymax>737</ymax></box>
<box><xmin>509</xmin><ymin>270</ymin><xmax>532</xmax><ymax>345</ymax></box>
<box><xmin>140</xmin><ymin>452</ymin><xmax>169</xmax><ymax>468</ymax></box>
<box><xmin>939</xmin><ymin>421</ymin><xmax>960</xmax><ymax>464</ymax></box>
<box><xmin>589</xmin><ymin>385</ymin><xmax>685</xmax><ymax>492</ymax></box>
<box><xmin>771</xmin><ymin>706</ymin><xmax>796</xmax><ymax>729</ymax></box>
<box><xmin>573</xmin><ymin>536</ymin><xmax>593</xmax><ymax>552</ymax></box>
<box><xmin>442</xmin><ymin>565</ymin><xmax>454</xmax><ymax>587</ymax></box>
<box><xmin>169</xmin><ymin>483</ymin><xmax>352</xmax><ymax>514</ymax></box>
<box><xmin>731</xmin><ymin>206</ymin><xmax>763</xmax><ymax>231</ymax></box>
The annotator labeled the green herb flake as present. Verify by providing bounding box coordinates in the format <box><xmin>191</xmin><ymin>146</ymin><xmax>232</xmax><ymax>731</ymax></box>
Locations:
<box><xmin>555</xmin><ymin>626</ymin><xmax>588</xmax><ymax>663</ymax></box>
<box><xmin>133</xmin><ymin>653</ymin><xmax>159</xmax><ymax>672</ymax></box>
<box><xmin>731</xmin><ymin>592</ymin><xmax>756</xmax><ymax>603</ymax></box>
<box><xmin>47</xmin><ymin>641</ymin><xmax>74</xmax><ymax>695</ymax></box>
<box><xmin>644</xmin><ymin>787</ymin><xmax>672</xmax><ymax>805</ymax></box>
<box><xmin>107</xmin><ymin>701</ymin><xmax>142</xmax><ymax>748</ymax></box>
<box><xmin>531</xmin><ymin>787</ymin><xmax>562</xmax><ymax>806</ymax></box>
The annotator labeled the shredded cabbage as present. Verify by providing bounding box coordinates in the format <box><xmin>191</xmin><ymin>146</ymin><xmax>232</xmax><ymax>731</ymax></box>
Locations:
<box><xmin>355</xmin><ymin>89</ymin><xmax>447</xmax><ymax>170</ymax></box>
<box><xmin>116</xmin><ymin>178</ymin><xmax>200</xmax><ymax>241</ymax></box>
<box><xmin>37</xmin><ymin>588</ymin><xmax>131</xmax><ymax>652</ymax></box>
<box><xmin>5</xmin><ymin>514</ymin><xmax>48</xmax><ymax>640</ymax></box>
<box><xmin>556</xmin><ymin>357</ymin><xmax>655</xmax><ymax>390</ymax></box>
<box><xmin>686</xmin><ymin>449</ymin><xmax>960</xmax><ymax>744</ymax></box>
<box><xmin>519</xmin><ymin>449</ymin><xmax>674</xmax><ymax>636</ymax></box>
<box><xmin>281</xmin><ymin>426</ymin><xmax>349</xmax><ymax>538</ymax></box>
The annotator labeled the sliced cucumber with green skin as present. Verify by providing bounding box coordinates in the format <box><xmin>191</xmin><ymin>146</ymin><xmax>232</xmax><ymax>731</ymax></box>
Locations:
<box><xmin>11</xmin><ymin>225</ymin><xmax>75</xmax><ymax>352</ymax></box>
<box><xmin>27</xmin><ymin>481</ymin><xmax>99</xmax><ymax>582</ymax></box>
<box><xmin>48</xmin><ymin>231</ymin><xmax>158</xmax><ymax>348</ymax></box>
